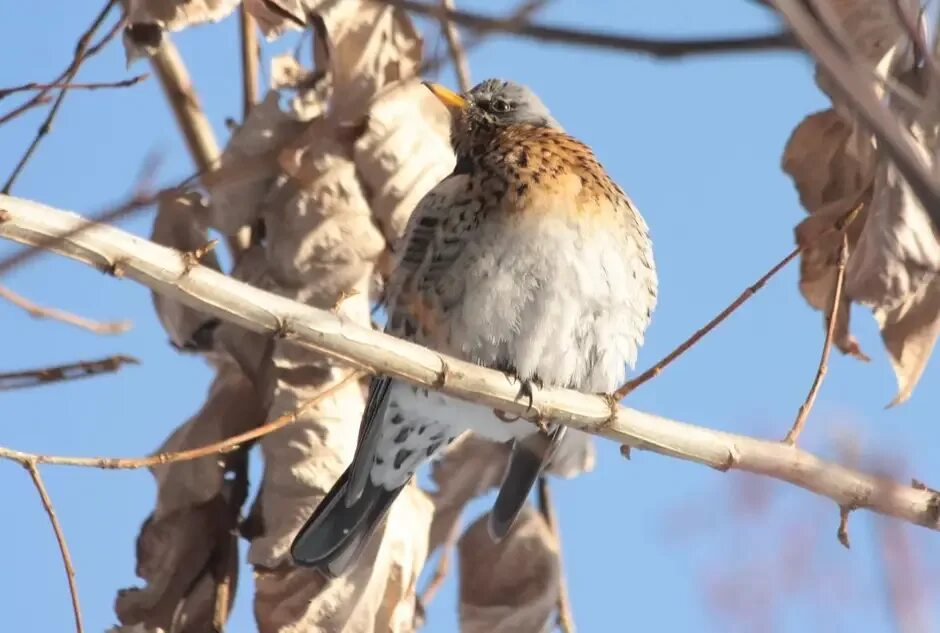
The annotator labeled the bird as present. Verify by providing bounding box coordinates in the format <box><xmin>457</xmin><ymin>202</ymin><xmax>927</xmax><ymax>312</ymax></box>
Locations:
<box><xmin>291</xmin><ymin>78</ymin><xmax>658</xmax><ymax>576</ymax></box>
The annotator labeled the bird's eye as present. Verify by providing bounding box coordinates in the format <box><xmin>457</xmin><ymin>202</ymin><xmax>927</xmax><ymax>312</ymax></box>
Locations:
<box><xmin>489</xmin><ymin>99</ymin><xmax>512</xmax><ymax>113</ymax></box>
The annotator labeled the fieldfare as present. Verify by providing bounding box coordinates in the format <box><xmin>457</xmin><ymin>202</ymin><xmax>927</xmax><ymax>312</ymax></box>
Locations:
<box><xmin>291</xmin><ymin>78</ymin><xmax>658</xmax><ymax>576</ymax></box>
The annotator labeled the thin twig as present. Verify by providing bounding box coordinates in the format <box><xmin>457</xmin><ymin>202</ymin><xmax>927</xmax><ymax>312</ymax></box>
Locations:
<box><xmin>614</xmin><ymin>247</ymin><xmax>800</xmax><ymax>399</ymax></box>
<box><xmin>0</xmin><ymin>16</ymin><xmax>122</xmax><ymax>128</ymax></box>
<box><xmin>0</xmin><ymin>74</ymin><xmax>149</xmax><ymax>100</ymax></box>
<box><xmin>3</xmin><ymin>1</ymin><xmax>120</xmax><ymax>192</ymax></box>
<box><xmin>22</xmin><ymin>460</ymin><xmax>84</xmax><ymax>633</ymax></box>
<box><xmin>421</xmin><ymin>0</ymin><xmax>549</xmax><ymax>75</ymax></box>
<box><xmin>0</xmin><ymin>285</ymin><xmax>131</xmax><ymax>334</ymax></box>
<box><xmin>0</xmin><ymin>371</ymin><xmax>361</xmax><ymax>469</ymax></box>
<box><xmin>239</xmin><ymin>4</ymin><xmax>260</xmax><ymax>119</ymax></box>
<box><xmin>417</xmin><ymin>518</ymin><xmax>461</xmax><ymax>613</ymax></box>
<box><xmin>538</xmin><ymin>477</ymin><xmax>576</xmax><ymax>633</ymax></box>
<box><xmin>438</xmin><ymin>0</ymin><xmax>472</xmax><ymax>92</ymax></box>
<box><xmin>0</xmin><ymin>95</ymin><xmax>53</xmax><ymax>123</ymax></box>
<box><xmin>0</xmin><ymin>355</ymin><xmax>139</xmax><ymax>391</ymax></box>
<box><xmin>784</xmin><ymin>233</ymin><xmax>849</xmax><ymax>445</ymax></box>
<box><xmin>386</xmin><ymin>0</ymin><xmax>797</xmax><ymax>58</ymax></box>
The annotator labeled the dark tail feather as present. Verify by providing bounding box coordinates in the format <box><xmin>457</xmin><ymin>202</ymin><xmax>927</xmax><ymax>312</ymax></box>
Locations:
<box><xmin>291</xmin><ymin>466</ymin><xmax>404</xmax><ymax>577</ymax></box>
<box><xmin>489</xmin><ymin>425</ymin><xmax>567</xmax><ymax>540</ymax></box>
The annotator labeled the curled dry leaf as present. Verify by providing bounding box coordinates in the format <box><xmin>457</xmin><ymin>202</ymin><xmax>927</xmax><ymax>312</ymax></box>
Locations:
<box><xmin>149</xmin><ymin>192</ymin><xmax>223</xmax><ymax>353</ymax></box>
<box><xmin>205</xmin><ymin>91</ymin><xmax>306</xmax><ymax>238</ymax></box>
<box><xmin>458</xmin><ymin>507</ymin><xmax>559</xmax><ymax>633</ymax></box>
<box><xmin>784</xmin><ymin>36</ymin><xmax>940</xmax><ymax>403</ymax></box>
<box><xmin>354</xmin><ymin>81</ymin><xmax>454</xmax><ymax>248</ymax></box>
<box><xmin>123</xmin><ymin>0</ymin><xmax>240</xmax><ymax>60</ymax></box>
<box><xmin>242</xmin><ymin>0</ymin><xmax>306</xmax><ymax>38</ymax></box>
<box><xmin>312</xmin><ymin>0</ymin><xmax>424</xmax><ymax>125</ymax></box>
<box><xmin>114</xmin><ymin>368</ymin><xmax>265</xmax><ymax>632</ymax></box>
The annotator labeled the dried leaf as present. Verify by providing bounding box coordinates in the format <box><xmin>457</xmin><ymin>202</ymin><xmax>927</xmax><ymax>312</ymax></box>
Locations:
<box><xmin>354</xmin><ymin>81</ymin><xmax>454</xmax><ymax>247</ymax></box>
<box><xmin>206</xmin><ymin>91</ymin><xmax>305</xmax><ymax>237</ymax></box>
<box><xmin>114</xmin><ymin>369</ymin><xmax>265</xmax><ymax>632</ymax></box>
<box><xmin>846</xmin><ymin>160</ymin><xmax>940</xmax><ymax>404</ymax></box>
<box><xmin>266</xmin><ymin>117</ymin><xmax>385</xmax><ymax>301</ymax></box>
<box><xmin>243</xmin><ymin>0</ymin><xmax>306</xmax><ymax>39</ymax></box>
<box><xmin>149</xmin><ymin>192</ymin><xmax>222</xmax><ymax>353</ymax></box>
<box><xmin>784</xmin><ymin>37</ymin><xmax>940</xmax><ymax>402</ymax></box>
<box><xmin>123</xmin><ymin>0</ymin><xmax>239</xmax><ymax>60</ymax></box>
<box><xmin>315</xmin><ymin>0</ymin><xmax>423</xmax><ymax>124</ymax></box>
<box><xmin>458</xmin><ymin>507</ymin><xmax>559</xmax><ymax>633</ymax></box>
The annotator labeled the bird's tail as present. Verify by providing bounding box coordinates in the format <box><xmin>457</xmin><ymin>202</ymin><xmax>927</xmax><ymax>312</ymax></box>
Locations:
<box><xmin>489</xmin><ymin>425</ymin><xmax>567</xmax><ymax>540</ymax></box>
<box><xmin>291</xmin><ymin>466</ymin><xmax>403</xmax><ymax>577</ymax></box>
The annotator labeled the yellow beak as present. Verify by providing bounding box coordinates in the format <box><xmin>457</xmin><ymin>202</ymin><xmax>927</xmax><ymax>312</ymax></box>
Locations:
<box><xmin>423</xmin><ymin>82</ymin><xmax>467</xmax><ymax>110</ymax></box>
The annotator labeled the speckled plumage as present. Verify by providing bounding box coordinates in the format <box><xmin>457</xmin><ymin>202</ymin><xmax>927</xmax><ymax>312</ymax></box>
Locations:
<box><xmin>291</xmin><ymin>79</ymin><xmax>657</xmax><ymax>576</ymax></box>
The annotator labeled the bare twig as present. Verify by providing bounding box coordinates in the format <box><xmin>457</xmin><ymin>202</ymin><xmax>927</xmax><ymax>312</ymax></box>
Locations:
<box><xmin>238</xmin><ymin>4</ymin><xmax>260</xmax><ymax>119</ymax></box>
<box><xmin>438</xmin><ymin>0</ymin><xmax>471</xmax><ymax>92</ymax></box>
<box><xmin>0</xmin><ymin>355</ymin><xmax>138</xmax><ymax>391</ymax></box>
<box><xmin>386</xmin><ymin>0</ymin><xmax>797</xmax><ymax>58</ymax></box>
<box><xmin>420</xmin><ymin>0</ymin><xmax>549</xmax><ymax>75</ymax></box>
<box><xmin>22</xmin><ymin>460</ymin><xmax>83</xmax><ymax>633</ymax></box>
<box><xmin>615</xmin><ymin>248</ymin><xmax>800</xmax><ymax>399</ymax></box>
<box><xmin>0</xmin><ymin>74</ymin><xmax>149</xmax><ymax>100</ymax></box>
<box><xmin>0</xmin><ymin>285</ymin><xmax>131</xmax><ymax>334</ymax></box>
<box><xmin>784</xmin><ymin>233</ymin><xmax>849</xmax><ymax>445</ymax></box>
<box><xmin>0</xmin><ymin>95</ymin><xmax>53</xmax><ymax>122</ymax></box>
<box><xmin>538</xmin><ymin>477</ymin><xmax>576</xmax><ymax>633</ymax></box>
<box><xmin>0</xmin><ymin>370</ymin><xmax>360</xmax><ymax>469</ymax></box>
<box><xmin>417</xmin><ymin>517</ymin><xmax>461</xmax><ymax>612</ymax></box>
<box><xmin>3</xmin><ymin>1</ymin><xmax>121</xmax><ymax>192</ymax></box>
<box><xmin>3</xmin><ymin>196</ymin><xmax>940</xmax><ymax>533</ymax></box>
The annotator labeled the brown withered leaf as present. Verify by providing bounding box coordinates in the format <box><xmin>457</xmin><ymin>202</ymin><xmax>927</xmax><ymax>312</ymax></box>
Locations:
<box><xmin>459</xmin><ymin>507</ymin><xmax>559</xmax><ymax>633</ymax></box>
<box><xmin>845</xmin><ymin>158</ymin><xmax>940</xmax><ymax>405</ymax></box>
<box><xmin>114</xmin><ymin>368</ymin><xmax>265</xmax><ymax>632</ymax></box>
<box><xmin>354</xmin><ymin>81</ymin><xmax>454</xmax><ymax>249</ymax></box>
<box><xmin>149</xmin><ymin>192</ymin><xmax>223</xmax><ymax>354</ymax></box>
<box><xmin>315</xmin><ymin>0</ymin><xmax>423</xmax><ymax>124</ymax></box>
<box><xmin>205</xmin><ymin>91</ymin><xmax>306</xmax><ymax>238</ymax></box>
<box><xmin>123</xmin><ymin>0</ymin><xmax>240</xmax><ymax>60</ymax></box>
<box><xmin>242</xmin><ymin>0</ymin><xmax>306</xmax><ymax>38</ymax></box>
<box><xmin>266</xmin><ymin>116</ymin><xmax>386</xmax><ymax>301</ymax></box>
<box><xmin>808</xmin><ymin>0</ymin><xmax>913</xmax><ymax>106</ymax></box>
<box><xmin>783</xmin><ymin>108</ymin><xmax>873</xmax><ymax>360</ymax></box>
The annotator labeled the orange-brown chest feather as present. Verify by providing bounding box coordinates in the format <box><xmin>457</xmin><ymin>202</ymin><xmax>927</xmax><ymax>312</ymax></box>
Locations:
<box><xmin>475</xmin><ymin>124</ymin><xmax>626</xmax><ymax>219</ymax></box>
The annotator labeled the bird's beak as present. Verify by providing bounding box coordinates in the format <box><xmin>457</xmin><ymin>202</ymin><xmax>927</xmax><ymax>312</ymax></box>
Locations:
<box><xmin>423</xmin><ymin>82</ymin><xmax>467</xmax><ymax>110</ymax></box>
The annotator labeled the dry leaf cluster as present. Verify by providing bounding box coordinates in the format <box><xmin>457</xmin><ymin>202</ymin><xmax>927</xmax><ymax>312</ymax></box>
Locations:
<box><xmin>781</xmin><ymin>0</ymin><xmax>940</xmax><ymax>405</ymax></box>
<box><xmin>111</xmin><ymin>1</ymin><xmax>590</xmax><ymax>631</ymax></box>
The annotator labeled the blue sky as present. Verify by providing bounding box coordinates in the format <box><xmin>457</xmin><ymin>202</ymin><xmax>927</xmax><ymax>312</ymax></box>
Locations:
<box><xmin>2</xmin><ymin>1</ymin><xmax>939</xmax><ymax>632</ymax></box>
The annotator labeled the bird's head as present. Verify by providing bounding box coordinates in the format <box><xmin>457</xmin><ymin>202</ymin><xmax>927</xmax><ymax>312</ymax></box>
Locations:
<box><xmin>424</xmin><ymin>78</ymin><xmax>560</xmax><ymax>156</ymax></box>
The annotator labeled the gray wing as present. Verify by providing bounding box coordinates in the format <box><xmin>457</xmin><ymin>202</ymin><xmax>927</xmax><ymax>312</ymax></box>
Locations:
<box><xmin>345</xmin><ymin>173</ymin><xmax>473</xmax><ymax>505</ymax></box>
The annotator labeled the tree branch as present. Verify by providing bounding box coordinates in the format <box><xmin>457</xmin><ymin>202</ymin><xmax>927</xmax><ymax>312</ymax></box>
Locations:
<box><xmin>22</xmin><ymin>460</ymin><xmax>84</xmax><ymax>633</ymax></box>
<box><xmin>0</xmin><ymin>355</ymin><xmax>138</xmax><ymax>391</ymax></box>
<box><xmin>385</xmin><ymin>0</ymin><xmax>798</xmax><ymax>58</ymax></box>
<box><xmin>0</xmin><ymin>74</ymin><xmax>149</xmax><ymax>100</ymax></box>
<box><xmin>0</xmin><ymin>285</ymin><xmax>131</xmax><ymax>334</ymax></box>
<box><xmin>0</xmin><ymin>194</ymin><xmax>938</xmax><ymax>535</ymax></box>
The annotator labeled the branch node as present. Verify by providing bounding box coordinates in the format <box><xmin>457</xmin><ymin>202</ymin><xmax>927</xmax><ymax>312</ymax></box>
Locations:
<box><xmin>713</xmin><ymin>446</ymin><xmax>740</xmax><ymax>472</ymax></box>
<box><xmin>107</xmin><ymin>258</ymin><xmax>127</xmax><ymax>278</ymax></box>
<box><xmin>619</xmin><ymin>445</ymin><xmax>631</xmax><ymax>460</ymax></box>
<box><xmin>181</xmin><ymin>239</ymin><xmax>218</xmax><ymax>274</ymax></box>
<box><xmin>837</xmin><ymin>505</ymin><xmax>854</xmax><ymax>548</ymax></box>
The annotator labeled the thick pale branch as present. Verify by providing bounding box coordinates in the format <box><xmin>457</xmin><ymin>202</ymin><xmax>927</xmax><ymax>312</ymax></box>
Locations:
<box><xmin>0</xmin><ymin>194</ymin><xmax>938</xmax><ymax>533</ymax></box>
